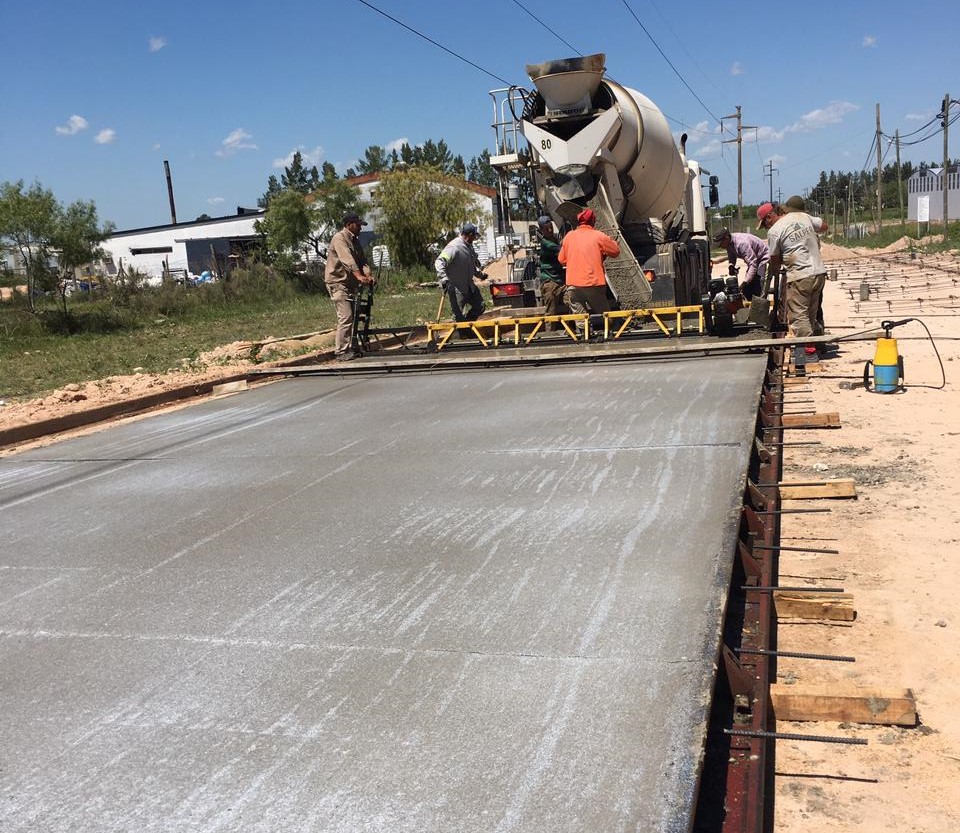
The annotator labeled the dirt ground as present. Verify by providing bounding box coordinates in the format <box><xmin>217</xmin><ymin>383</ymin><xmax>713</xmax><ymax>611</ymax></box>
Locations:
<box><xmin>2</xmin><ymin>249</ymin><xmax>959</xmax><ymax>829</ymax></box>
<box><xmin>770</xmin><ymin>253</ymin><xmax>960</xmax><ymax>831</ymax></box>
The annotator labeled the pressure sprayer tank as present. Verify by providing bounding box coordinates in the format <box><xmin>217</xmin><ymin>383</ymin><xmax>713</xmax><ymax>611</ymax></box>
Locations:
<box><xmin>520</xmin><ymin>54</ymin><xmax>687</xmax><ymax>225</ymax></box>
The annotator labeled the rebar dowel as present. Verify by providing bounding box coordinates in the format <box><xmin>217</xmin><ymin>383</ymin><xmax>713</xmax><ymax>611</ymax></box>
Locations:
<box><xmin>737</xmin><ymin>648</ymin><xmax>856</xmax><ymax>662</ymax></box>
<box><xmin>741</xmin><ymin>585</ymin><xmax>845</xmax><ymax>593</ymax></box>
<box><xmin>724</xmin><ymin>728</ymin><xmax>867</xmax><ymax>745</ymax></box>
<box><xmin>753</xmin><ymin>544</ymin><xmax>840</xmax><ymax>554</ymax></box>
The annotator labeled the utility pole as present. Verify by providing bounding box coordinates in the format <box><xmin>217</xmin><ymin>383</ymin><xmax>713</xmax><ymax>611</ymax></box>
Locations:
<box><xmin>942</xmin><ymin>93</ymin><xmax>950</xmax><ymax>231</ymax></box>
<box><xmin>895</xmin><ymin>129</ymin><xmax>904</xmax><ymax>230</ymax></box>
<box><xmin>763</xmin><ymin>160</ymin><xmax>777</xmax><ymax>204</ymax></box>
<box><xmin>876</xmin><ymin>103</ymin><xmax>883</xmax><ymax>235</ymax></box>
<box><xmin>722</xmin><ymin>106</ymin><xmax>756</xmax><ymax>229</ymax></box>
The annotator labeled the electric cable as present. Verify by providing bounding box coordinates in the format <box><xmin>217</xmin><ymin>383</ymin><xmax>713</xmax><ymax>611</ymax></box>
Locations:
<box><xmin>508</xmin><ymin>0</ymin><xmax>582</xmax><ymax>57</ymax></box>
<box><xmin>352</xmin><ymin>0</ymin><xmax>515</xmax><ymax>87</ymax></box>
<box><xmin>618</xmin><ymin>0</ymin><xmax>723</xmax><ymax>126</ymax></box>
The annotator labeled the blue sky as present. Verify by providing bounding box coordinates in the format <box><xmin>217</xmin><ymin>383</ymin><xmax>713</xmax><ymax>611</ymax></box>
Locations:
<box><xmin>1</xmin><ymin>0</ymin><xmax>955</xmax><ymax>230</ymax></box>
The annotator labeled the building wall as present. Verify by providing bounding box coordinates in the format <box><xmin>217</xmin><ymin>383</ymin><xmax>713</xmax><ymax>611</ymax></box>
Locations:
<box><xmin>907</xmin><ymin>169</ymin><xmax>960</xmax><ymax>221</ymax></box>
<box><xmin>101</xmin><ymin>214</ymin><xmax>264</xmax><ymax>278</ymax></box>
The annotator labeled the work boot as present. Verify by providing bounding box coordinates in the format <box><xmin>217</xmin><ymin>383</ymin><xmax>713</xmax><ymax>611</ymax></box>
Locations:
<box><xmin>335</xmin><ymin>351</ymin><xmax>357</xmax><ymax>362</ymax></box>
<box><xmin>804</xmin><ymin>344</ymin><xmax>820</xmax><ymax>362</ymax></box>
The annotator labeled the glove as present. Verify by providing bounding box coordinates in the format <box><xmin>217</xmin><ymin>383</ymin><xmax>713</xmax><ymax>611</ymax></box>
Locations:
<box><xmin>438</xmin><ymin>278</ymin><xmax>449</xmax><ymax>291</ymax></box>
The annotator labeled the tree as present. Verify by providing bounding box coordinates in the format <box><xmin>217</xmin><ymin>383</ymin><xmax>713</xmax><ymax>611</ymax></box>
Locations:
<box><xmin>306</xmin><ymin>179</ymin><xmax>364</xmax><ymax>257</ymax></box>
<box><xmin>467</xmin><ymin>150</ymin><xmax>497</xmax><ymax>188</ymax></box>
<box><xmin>51</xmin><ymin>199</ymin><xmax>113</xmax><ymax>311</ymax></box>
<box><xmin>320</xmin><ymin>162</ymin><xmax>339</xmax><ymax>184</ymax></box>
<box><xmin>258</xmin><ymin>151</ymin><xmax>321</xmax><ymax>208</ymax></box>
<box><xmin>258</xmin><ymin>174</ymin><xmax>282</xmax><ymax>209</ymax></box>
<box><xmin>356</xmin><ymin>145</ymin><xmax>389</xmax><ymax>175</ymax></box>
<box><xmin>0</xmin><ymin>180</ymin><xmax>113</xmax><ymax>315</ymax></box>
<box><xmin>255</xmin><ymin>189</ymin><xmax>315</xmax><ymax>255</ymax></box>
<box><xmin>0</xmin><ymin>180</ymin><xmax>58</xmax><ymax>309</ymax></box>
<box><xmin>372</xmin><ymin>166</ymin><xmax>482</xmax><ymax>268</ymax></box>
<box><xmin>281</xmin><ymin>150</ymin><xmax>321</xmax><ymax>194</ymax></box>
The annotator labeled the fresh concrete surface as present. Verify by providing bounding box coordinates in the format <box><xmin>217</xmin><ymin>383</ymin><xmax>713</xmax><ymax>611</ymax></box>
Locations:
<box><xmin>0</xmin><ymin>354</ymin><xmax>765</xmax><ymax>832</ymax></box>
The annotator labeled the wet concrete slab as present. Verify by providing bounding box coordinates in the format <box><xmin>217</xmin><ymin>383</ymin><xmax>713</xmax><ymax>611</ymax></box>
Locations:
<box><xmin>0</xmin><ymin>354</ymin><xmax>766</xmax><ymax>832</ymax></box>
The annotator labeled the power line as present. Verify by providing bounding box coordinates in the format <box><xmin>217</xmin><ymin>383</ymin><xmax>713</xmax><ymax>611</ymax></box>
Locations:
<box><xmin>353</xmin><ymin>0</ymin><xmax>514</xmax><ymax>87</ymax></box>
<box><xmin>617</xmin><ymin>0</ymin><xmax>722</xmax><ymax>126</ymax></box>
<box><xmin>509</xmin><ymin>0</ymin><xmax>582</xmax><ymax>57</ymax></box>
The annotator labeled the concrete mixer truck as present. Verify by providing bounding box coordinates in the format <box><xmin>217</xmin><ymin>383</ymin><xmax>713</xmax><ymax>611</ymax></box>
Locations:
<box><xmin>489</xmin><ymin>54</ymin><xmax>719</xmax><ymax>314</ymax></box>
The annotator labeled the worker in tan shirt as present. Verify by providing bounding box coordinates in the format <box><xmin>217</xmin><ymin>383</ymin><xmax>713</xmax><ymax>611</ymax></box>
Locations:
<box><xmin>557</xmin><ymin>208</ymin><xmax>620</xmax><ymax>314</ymax></box>
<box><xmin>324</xmin><ymin>212</ymin><xmax>374</xmax><ymax>361</ymax></box>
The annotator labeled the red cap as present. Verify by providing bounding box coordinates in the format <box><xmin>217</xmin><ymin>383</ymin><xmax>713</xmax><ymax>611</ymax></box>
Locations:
<box><xmin>756</xmin><ymin>202</ymin><xmax>775</xmax><ymax>230</ymax></box>
<box><xmin>577</xmin><ymin>208</ymin><xmax>596</xmax><ymax>225</ymax></box>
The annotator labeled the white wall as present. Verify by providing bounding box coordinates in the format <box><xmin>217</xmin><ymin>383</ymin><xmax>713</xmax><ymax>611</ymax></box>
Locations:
<box><xmin>101</xmin><ymin>214</ymin><xmax>263</xmax><ymax>278</ymax></box>
<box><xmin>907</xmin><ymin>169</ymin><xmax>960</xmax><ymax>221</ymax></box>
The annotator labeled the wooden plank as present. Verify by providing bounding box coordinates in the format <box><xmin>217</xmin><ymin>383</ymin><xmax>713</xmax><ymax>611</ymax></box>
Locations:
<box><xmin>781</xmin><ymin>412</ymin><xmax>841</xmax><ymax>428</ymax></box>
<box><xmin>774</xmin><ymin>591</ymin><xmax>856</xmax><ymax>621</ymax></box>
<box><xmin>771</xmin><ymin>684</ymin><xmax>917</xmax><ymax>726</ymax></box>
<box><xmin>779</xmin><ymin>478</ymin><xmax>858</xmax><ymax>500</ymax></box>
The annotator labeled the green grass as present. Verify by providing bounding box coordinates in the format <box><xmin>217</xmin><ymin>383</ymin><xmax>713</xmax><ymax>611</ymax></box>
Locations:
<box><xmin>825</xmin><ymin>218</ymin><xmax>960</xmax><ymax>252</ymax></box>
<box><xmin>0</xmin><ymin>273</ymin><xmax>444</xmax><ymax>402</ymax></box>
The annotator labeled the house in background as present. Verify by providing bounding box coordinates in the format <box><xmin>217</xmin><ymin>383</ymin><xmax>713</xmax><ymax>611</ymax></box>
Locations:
<box><xmin>907</xmin><ymin>165</ymin><xmax>960</xmax><ymax>221</ymax></box>
<box><xmin>97</xmin><ymin>173</ymin><xmax>499</xmax><ymax>279</ymax></box>
<box><xmin>99</xmin><ymin>208</ymin><xmax>265</xmax><ymax>280</ymax></box>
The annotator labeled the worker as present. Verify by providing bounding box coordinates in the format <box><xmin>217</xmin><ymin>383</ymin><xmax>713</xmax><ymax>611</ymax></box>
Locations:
<box><xmin>435</xmin><ymin>222</ymin><xmax>486</xmax><ymax>323</ymax></box>
<box><xmin>557</xmin><ymin>208</ymin><xmax>620</xmax><ymax>314</ymax></box>
<box><xmin>710</xmin><ymin>227</ymin><xmax>769</xmax><ymax>299</ymax></box>
<box><xmin>324</xmin><ymin>212</ymin><xmax>374</xmax><ymax>362</ymax></box>
<box><xmin>536</xmin><ymin>215</ymin><xmax>567</xmax><ymax>328</ymax></box>
<box><xmin>757</xmin><ymin>201</ymin><xmax>827</xmax><ymax>360</ymax></box>
<box><xmin>783</xmin><ymin>195</ymin><xmax>830</xmax><ymax>340</ymax></box>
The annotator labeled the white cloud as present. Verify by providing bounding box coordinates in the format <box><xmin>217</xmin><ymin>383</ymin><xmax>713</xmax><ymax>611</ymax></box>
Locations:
<box><xmin>905</xmin><ymin>111</ymin><xmax>932</xmax><ymax>121</ymax></box>
<box><xmin>55</xmin><ymin>114</ymin><xmax>88</xmax><ymax>135</ymax></box>
<box><xmin>272</xmin><ymin>144</ymin><xmax>325</xmax><ymax>169</ymax></box>
<box><xmin>215</xmin><ymin>128</ymin><xmax>257</xmax><ymax>157</ymax></box>
<box><xmin>94</xmin><ymin>128</ymin><xmax>116</xmax><ymax>145</ymax></box>
<box><xmin>754</xmin><ymin>101</ymin><xmax>860</xmax><ymax>144</ymax></box>
<box><xmin>149</xmin><ymin>36</ymin><xmax>167</xmax><ymax>52</ymax></box>
<box><xmin>385</xmin><ymin>137</ymin><xmax>409</xmax><ymax>153</ymax></box>
<box><xmin>790</xmin><ymin>101</ymin><xmax>859</xmax><ymax>132</ymax></box>
<box><xmin>693</xmin><ymin>139</ymin><xmax>722</xmax><ymax>157</ymax></box>
<box><xmin>152</xmin><ymin>143</ymin><xmax>161</xmax><ymax>150</ymax></box>
<box><xmin>207</xmin><ymin>196</ymin><xmax>225</xmax><ymax>205</ymax></box>
<box><xmin>730</xmin><ymin>62</ymin><xmax>744</xmax><ymax>76</ymax></box>
<box><xmin>862</xmin><ymin>35</ymin><xmax>877</xmax><ymax>48</ymax></box>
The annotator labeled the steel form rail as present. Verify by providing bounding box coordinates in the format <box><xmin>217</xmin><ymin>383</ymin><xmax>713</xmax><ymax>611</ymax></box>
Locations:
<box><xmin>697</xmin><ymin>346</ymin><xmax>784</xmax><ymax>833</ymax></box>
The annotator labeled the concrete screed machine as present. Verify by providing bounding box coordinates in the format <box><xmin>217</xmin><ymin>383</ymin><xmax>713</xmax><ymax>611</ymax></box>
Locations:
<box><xmin>488</xmin><ymin>54</ymin><xmax>746</xmax><ymax>335</ymax></box>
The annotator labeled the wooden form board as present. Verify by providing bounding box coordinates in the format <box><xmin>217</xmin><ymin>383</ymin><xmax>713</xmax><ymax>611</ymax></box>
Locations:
<box><xmin>770</xmin><ymin>684</ymin><xmax>917</xmax><ymax>726</ymax></box>
<box><xmin>774</xmin><ymin>591</ymin><xmax>856</xmax><ymax>621</ymax></box>
<box><xmin>780</xmin><ymin>412</ymin><xmax>842</xmax><ymax>428</ymax></box>
<box><xmin>779</xmin><ymin>478</ymin><xmax>858</xmax><ymax>500</ymax></box>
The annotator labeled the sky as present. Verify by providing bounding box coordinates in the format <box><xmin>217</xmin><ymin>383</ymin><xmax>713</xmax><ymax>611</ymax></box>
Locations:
<box><xmin>1</xmin><ymin>0</ymin><xmax>957</xmax><ymax>231</ymax></box>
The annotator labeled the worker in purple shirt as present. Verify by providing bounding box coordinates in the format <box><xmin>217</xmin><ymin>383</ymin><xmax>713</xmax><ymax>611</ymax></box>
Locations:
<box><xmin>710</xmin><ymin>228</ymin><xmax>769</xmax><ymax>299</ymax></box>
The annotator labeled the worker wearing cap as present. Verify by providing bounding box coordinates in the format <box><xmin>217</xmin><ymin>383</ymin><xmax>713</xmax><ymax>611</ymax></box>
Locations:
<box><xmin>536</xmin><ymin>215</ymin><xmax>566</xmax><ymax>327</ymax></box>
<box><xmin>758</xmin><ymin>201</ymin><xmax>827</xmax><ymax>354</ymax></box>
<box><xmin>325</xmin><ymin>212</ymin><xmax>374</xmax><ymax>361</ymax></box>
<box><xmin>435</xmin><ymin>223</ymin><xmax>486</xmax><ymax>323</ymax></box>
<box><xmin>710</xmin><ymin>227</ymin><xmax>769</xmax><ymax>299</ymax></box>
<box><xmin>557</xmin><ymin>208</ymin><xmax>620</xmax><ymax>314</ymax></box>
<box><xmin>783</xmin><ymin>195</ymin><xmax>830</xmax><ymax>340</ymax></box>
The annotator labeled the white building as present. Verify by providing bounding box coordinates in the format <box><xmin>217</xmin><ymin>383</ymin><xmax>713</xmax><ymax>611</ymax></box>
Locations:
<box><xmin>99</xmin><ymin>209</ymin><xmax>265</xmax><ymax>280</ymax></box>
<box><xmin>907</xmin><ymin>166</ymin><xmax>960</xmax><ymax>221</ymax></box>
<box><xmin>98</xmin><ymin>173</ymin><xmax>499</xmax><ymax>279</ymax></box>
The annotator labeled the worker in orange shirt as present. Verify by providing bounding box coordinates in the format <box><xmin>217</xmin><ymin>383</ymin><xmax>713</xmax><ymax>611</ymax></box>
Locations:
<box><xmin>557</xmin><ymin>208</ymin><xmax>620</xmax><ymax>314</ymax></box>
